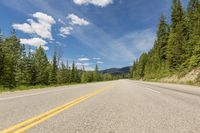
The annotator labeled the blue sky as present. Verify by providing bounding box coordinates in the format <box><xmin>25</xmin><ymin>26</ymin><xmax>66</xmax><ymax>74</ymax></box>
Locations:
<box><xmin>0</xmin><ymin>0</ymin><xmax>188</xmax><ymax>70</ymax></box>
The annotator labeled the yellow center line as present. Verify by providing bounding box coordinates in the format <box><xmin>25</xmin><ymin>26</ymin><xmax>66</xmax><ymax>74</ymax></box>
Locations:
<box><xmin>0</xmin><ymin>85</ymin><xmax>110</xmax><ymax>133</ymax></box>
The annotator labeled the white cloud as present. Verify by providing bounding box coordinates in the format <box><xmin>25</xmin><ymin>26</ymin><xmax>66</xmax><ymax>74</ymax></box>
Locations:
<box><xmin>59</xmin><ymin>26</ymin><xmax>73</xmax><ymax>37</ymax></box>
<box><xmin>12</xmin><ymin>12</ymin><xmax>56</xmax><ymax>40</ymax></box>
<box><xmin>78</xmin><ymin>57</ymin><xmax>90</xmax><ymax>61</ymax></box>
<box><xmin>20</xmin><ymin>37</ymin><xmax>49</xmax><ymax>50</ymax></box>
<box><xmin>30</xmin><ymin>49</ymin><xmax>35</xmax><ymax>53</ymax></box>
<box><xmin>76</xmin><ymin>62</ymin><xmax>94</xmax><ymax>71</ymax></box>
<box><xmin>73</xmin><ymin>0</ymin><xmax>113</xmax><ymax>7</ymax></box>
<box><xmin>76</xmin><ymin>62</ymin><xmax>82</xmax><ymax>66</ymax></box>
<box><xmin>97</xmin><ymin>61</ymin><xmax>103</xmax><ymax>64</ymax></box>
<box><xmin>76</xmin><ymin>62</ymin><xmax>90</xmax><ymax>66</ymax></box>
<box><xmin>67</xmin><ymin>14</ymin><xmax>90</xmax><ymax>26</ymax></box>
<box><xmin>93</xmin><ymin>57</ymin><xmax>101</xmax><ymax>60</ymax></box>
<box><xmin>58</xmin><ymin>19</ymin><xmax>66</xmax><ymax>25</ymax></box>
<box><xmin>56</xmin><ymin>41</ymin><xmax>62</xmax><ymax>46</ymax></box>
<box><xmin>12</xmin><ymin>23</ymin><xmax>34</xmax><ymax>34</ymax></box>
<box><xmin>32</xmin><ymin>12</ymin><xmax>56</xmax><ymax>25</ymax></box>
<box><xmin>85</xmin><ymin>66</ymin><xmax>94</xmax><ymax>71</ymax></box>
<box><xmin>41</xmin><ymin>46</ymin><xmax>49</xmax><ymax>51</ymax></box>
<box><xmin>27</xmin><ymin>19</ymin><xmax>53</xmax><ymax>40</ymax></box>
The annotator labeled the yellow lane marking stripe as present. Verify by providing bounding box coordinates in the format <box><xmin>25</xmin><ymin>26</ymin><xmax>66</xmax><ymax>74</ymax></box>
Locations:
<box><xmin>1</xmin><ymin>86</ymin><xmax>109</xmax><ymax>133</ymax></box>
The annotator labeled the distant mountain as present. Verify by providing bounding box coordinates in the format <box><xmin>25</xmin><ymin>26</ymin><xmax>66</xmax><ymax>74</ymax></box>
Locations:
<box><xmin>101</xmin><ymin>66</ymin><xmax>131</xmax><ymax>75</ymax></box>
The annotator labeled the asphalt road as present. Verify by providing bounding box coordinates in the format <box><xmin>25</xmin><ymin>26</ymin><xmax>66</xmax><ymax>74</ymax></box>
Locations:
<box><xmin>0</xmin><ymin>80</ymin><xmax>200</xmax><ymax>133</ymax></box>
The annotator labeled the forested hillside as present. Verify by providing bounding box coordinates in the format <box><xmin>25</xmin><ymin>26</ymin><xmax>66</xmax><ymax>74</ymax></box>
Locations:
<box><xmin>0</xmin><ymin>32</ymin><xmax>114</xmax><ymax>90</ymax></box>
<box><xmin>130</xmin><ymin>0</ymin><xmax>200</xmax><ymax>83</ymax></box>
<box><xmin>101</xmin><ymin>66</ymin><xmax>131</xmax><ymax>75</ymax></box>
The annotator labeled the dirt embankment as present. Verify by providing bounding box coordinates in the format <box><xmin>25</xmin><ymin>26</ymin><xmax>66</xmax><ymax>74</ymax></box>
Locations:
<box><xmin>160</xmin><ymin>68</ymin><xmax>200</xmax><ymax>85</ymax></box>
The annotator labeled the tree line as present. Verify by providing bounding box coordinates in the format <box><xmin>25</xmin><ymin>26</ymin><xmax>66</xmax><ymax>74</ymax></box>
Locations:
<box><xmin>130</xmin><ymin>0</ymin><xmax>200</xmax><ymax>80</ymax></box>
<box><xmin>0</xmin><ymin>31</ymin><xmax>114</xmax><ymax>89</ymax></box>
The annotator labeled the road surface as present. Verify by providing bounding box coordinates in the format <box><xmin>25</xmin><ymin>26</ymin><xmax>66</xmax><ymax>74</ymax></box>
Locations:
<box><xmin>0</xmin><ymin>80</ymin><xmax>200</xmax><ymax>133</ymax></box>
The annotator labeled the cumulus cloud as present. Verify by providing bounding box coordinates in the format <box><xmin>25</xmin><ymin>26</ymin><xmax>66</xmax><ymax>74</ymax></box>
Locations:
<box><xmin>32</xmin><ymin>12</ymin><xmax>55</xmax><ymax>25</ymax></box>
<box><xmin>20</xmin><ymin>37</ymin><xmax>49</xmax><ymax>50</ymax></box>
<box><xmin>59</xmin><ymin>26</ymin><xmax>73</xmax><ymax>37</ymax></box>
<box><xmin>78</xmin><ymin>57</ymin><xmax>90</xmax><ymax>61</ymax></box>
<box><xmin>67</xmin><ymin>14</ymin><xmax>90</xmax><ymax>26</ymax></box>
<box><xmin>12</xmin><ymin>12</ymin><xmax>56</xmax><ymax>40</ymax></box>
<box><xmin>73</xmin><ymin>0</ymin><xmax>113</xmax><ymax>7</ymax></box>
<box><xmin>12</xmin><ymin>23</ymin><xmax>34</xmax><ymax>34</ymax></box>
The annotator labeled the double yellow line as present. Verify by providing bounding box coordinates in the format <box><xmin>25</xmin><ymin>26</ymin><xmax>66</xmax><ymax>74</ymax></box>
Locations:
<box><xmin>1</xmin><ymin>86</ymin><xmax>109</xmax><ymax>133</ymax></box>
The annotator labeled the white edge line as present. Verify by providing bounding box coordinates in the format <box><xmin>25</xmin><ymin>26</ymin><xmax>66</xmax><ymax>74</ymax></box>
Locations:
<box><xmin>146</xmin><ymin>88</ymin><xmax>161</xmax><ymax>94</ymax></box>
<box><xmin>0</xmin><ymin>88</ymin><xmax>68</xmax><ymax>101</ymax></box>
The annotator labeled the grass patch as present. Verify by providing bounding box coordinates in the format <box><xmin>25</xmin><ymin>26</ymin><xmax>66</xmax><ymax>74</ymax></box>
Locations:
<box><xmin>0</xmin><ymin>83</ymin><xmax>80</xmax><ymax>93</ymax></box>
<box><xmin>0</xmin><ymin>81</ymin><xmax>112</xmax><ymax>93</ymax></box>
<box><xmin>129</xmin><ymin>78</ymin><xmax>200</xmax><ymax>87</ymax></box>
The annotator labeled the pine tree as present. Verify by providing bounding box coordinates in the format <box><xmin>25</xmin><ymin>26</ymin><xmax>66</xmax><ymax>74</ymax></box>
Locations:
<box><xmin>15</xmin><ymin>44</ymin><xmax>27</xmax><ymax>85</ymax></box>
<box><xmin>186</xmin><ymin>0</ymin><xmax>200</xmax><ymax>68</ymax></box>
<box><xmin>130</xmin><ymin>62</ymin><xmax>135</xmax><ymax>78</ymax></box>
<box><xmin>0</xmin><ymin>30</ymin><xmax>3</xmax><ymax>85</ymax></box>
<box><xmin>131</xmin><ymin>53</ymin><xmax>148</xmax><ymax>79</ymax></box>
<box><xmin>89</xmin><ymin>71</ymin><xmax>94</xmax><ymax>82</ymax></box>
<box><xmin>171</xmin><ymin>0</ymin><xmax>184</xmax><ymax>28</ymax></box>
<box><xmin>70</xmin><ymin>61</ymin><xmax>75</xmax><ymax>83</ymax></box>
<box><xmin>157</xmin><ymin>15</ymin><xmax>170</xmax><ymax>61</ymax></box>
<box><xmin>187</xmin><ymin>0</ymin><xmax>199</xmax><ymax>36</ymax></box>
<box><xmin>1</xmin><ymin>31</ymin><xmax>21</xmax><ymax>88</ymax></box>
<box><xmin>57</xmin><ymin>62</ymin><xmax>68</xmax><ymax>84</ymax></box>
<box><xmin>24</xmin><ymin>47</ymin><xmax>34</xmax><ymax>85</ymax></box>
<box><xmin>155</xmin><ymin>15</ymin><xmax>170</xmax><ymax>77</ymax></box>
<box><xmin>143</xmin><ymin>41</ymin><xmax>160</xmax><ymax>79</ymax></box>
<box><xmin>50</xmin><ymin>50</ymin><xmax>57</xmax><ymax>84</ymax></box>
<box><xmin>65</xmin><ymin>61</ymin><xmax>70</xmax><ymax>83</ymax></box>
<box><xmin>81</xmin><ymin>72</ymin><xmax>88</xmax><ymax>83</ymax></box>
<box><xmin>167</xmin><ymin>0</ymin><xmax>187</xmax><ymax>71</ymax></box>
<box><xmin>93</xmin><ymin>64</ymin><xmax>100</xmax><ymax>81</ymax></box>
<box><xmin>102</xmin><ymin>73</ymin><xmax>112</xmax><ymax>81</ymax></box>
<box><xmin>30</xmin><ymin>52</ymin><xmax>37</xmax><ymax>85</ymax></box>
<box><xmin>142</xmin><ymin>17</ymin><xmax>169</xmax><ymax>79</ymax></box>
<box><xmin>137</xmin><ymin>53</ymin><xmax>148</xmax><ymax>79</ymax></box>
<box><xmin>74</xmin><ymin>66</ymin><xmax>80</xmax><ymax>83</ymax></box>
<box><xmin>34</xmin><ymin>47</ymin><xmax>49</xmax><ymax>85</ymax></box>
